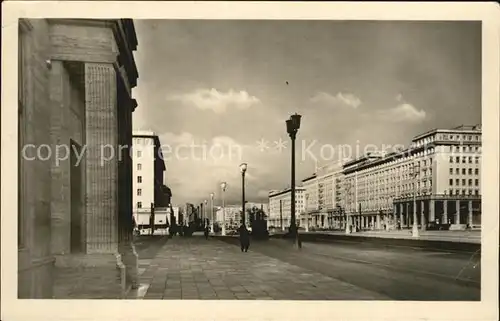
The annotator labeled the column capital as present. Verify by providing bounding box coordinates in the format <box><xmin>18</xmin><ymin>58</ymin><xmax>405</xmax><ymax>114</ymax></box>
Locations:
<box><xmin>48</xmin><ymin>19</ymin><xmax>138</xmax><ymax>91</ymax></box>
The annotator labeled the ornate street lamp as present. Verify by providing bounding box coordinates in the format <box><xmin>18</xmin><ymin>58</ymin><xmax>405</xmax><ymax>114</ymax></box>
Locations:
<box><xmin>240</xmin><ymin>163</ymin><xmax>248</xmax><ymax>226</ymax></box>
<box><xmin>220</xmin><ymin>182</ymin><xmax>227</xmax><ymax>235</ymax></box>
<box><xmin>286</xmin><ymin>113</ymin><xmax>302</xmax><ymax>245</ymax></box>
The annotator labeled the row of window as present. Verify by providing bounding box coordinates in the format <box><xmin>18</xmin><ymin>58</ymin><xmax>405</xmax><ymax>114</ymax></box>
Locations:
<box><xmin>414</xmin><ymin>133</ymin><xmax>481</xmax><ymax>148</ymax></box>
<box><xmin>449</xmin><ymin>156</ymin><xmax>480</xmax><ymax>164</ymax></box>
<box><xmin>134</xmin><ymin>138</ymin><xmax>154</xmax><ymax>145</ymax></box>
<box><xmin>440</xmin><ymin>134</ymin><xmax>481</xmax><ymax>141</ymax></box>
<box><xmin>449</xmin><ymin>145</ymin><xmax>481</xmax><ymax>153</ymax></box>
<box><xmin>449</xmin><ymin>168</ymin><xmax>480</xmax><ymax>176</ymax></box>
<box><xmin>448</xmin><ymin>189</ymin><xmax>480</xmax><ymax>196</ymax></box>
<box><xmin>450</xmin><ymin>178</ymin><xmax>480</xmax><ymax>187</ymax></box>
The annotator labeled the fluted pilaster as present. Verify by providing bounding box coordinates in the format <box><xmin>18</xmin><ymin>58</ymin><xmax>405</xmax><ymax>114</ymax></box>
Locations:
<box><xmin>84</xmin><ymin>63</ymin><xmax>118</xmax><ymax>254</ymax></box>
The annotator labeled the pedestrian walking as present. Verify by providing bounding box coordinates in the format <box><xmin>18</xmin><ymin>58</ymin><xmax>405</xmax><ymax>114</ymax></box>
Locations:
<box><xmin>204</xmin><ymin>225</ymin><xmax>209</xmax><ymax>240</ymax></box>
<box><xmin>296</xmin><ymin>227</ymin><xmax>302</xmax><ymax>249</ymax></box>
<box><xmin>238</xmin><ymin>224</ymin><xmax>250</xmax><ymax>252</ymax></box>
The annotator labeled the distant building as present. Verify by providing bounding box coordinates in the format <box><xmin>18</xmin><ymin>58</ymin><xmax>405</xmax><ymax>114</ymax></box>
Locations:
<box><xmin>300</xmin><ymin>124</ymin><xmax>482</xmax><ymax>231</ymax></box>
<box><xmin>268</xmin><ymin>187</ymin><xmax>306</xmax><ymax>230</ymax></box>
<box><xmin>215</xmin><ymin>205</ymin><xmax>243</xmax><ymax>229</ymax></box>
<box><xmin>301</xmin><ymin>161</ymin><xmax>344</xmax><ymax>229</ymax></box>
<box><xmin>132</xmin><ymin>131</ymin><xmax>167</xmax><ymax>211</ymax></box>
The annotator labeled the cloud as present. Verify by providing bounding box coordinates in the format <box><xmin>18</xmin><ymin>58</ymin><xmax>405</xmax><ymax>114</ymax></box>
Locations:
<box><xmin>310</xmin><ymin>92</ymin><xmax>362</xmax><ymax>109</ymax></box>
<box><xmin>378</xmin><ymin>103</ymin><xmax>427</xmax><ymax>123</ymax></box>
<box><xmin>168</xmin><ymin>88</ymin><xmax>261</xmax><ymax>113</ymax></box>
<box><xmin>257</xmin><ymin>190</ymin><xmax>271</xmax><ymax>198</ymax></box>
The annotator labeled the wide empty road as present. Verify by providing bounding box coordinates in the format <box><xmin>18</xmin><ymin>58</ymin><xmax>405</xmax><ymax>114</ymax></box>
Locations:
<box><xmin>221</xmin><ymin>236</ymin><xmax>480</xmax><ymax>301</ymax></box>
<box><xmin>131</xmin><ymin>236</ymin><xmax>480</xmax><ymax>301</ymax></box>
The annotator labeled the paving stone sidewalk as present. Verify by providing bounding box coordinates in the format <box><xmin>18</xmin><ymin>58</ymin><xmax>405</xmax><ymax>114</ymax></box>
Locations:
<box><xmin>128</xmin><ymin>236</ymin><xmax>391</xmax><ymax>300</ymax></box>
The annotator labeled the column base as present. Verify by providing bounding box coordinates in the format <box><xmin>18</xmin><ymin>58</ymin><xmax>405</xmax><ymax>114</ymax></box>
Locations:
<box><xmin>450</xmin><ymin>224</ymin><xmax>467</xmax><ymax>231</ymax></box>
<box><xmin>53</xmin><ymin>252</ymin><xmax>128</xmax><ymax>299</ymax></box>
<box><xmin>412</xmin><ymin>224</ymin><xmax>420</xmax><ymax>238</ymax></box>
<box><xmin>119</xmin><ymin>241</ymin><xmax>139</xmax><ymax>290</ymax></box>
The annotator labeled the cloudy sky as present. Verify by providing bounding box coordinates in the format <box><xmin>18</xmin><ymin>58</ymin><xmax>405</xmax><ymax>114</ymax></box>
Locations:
<box><xmin>131</xmin><ymin>20</ymin><xmax>481</xmax><ymax>206</ymax></box>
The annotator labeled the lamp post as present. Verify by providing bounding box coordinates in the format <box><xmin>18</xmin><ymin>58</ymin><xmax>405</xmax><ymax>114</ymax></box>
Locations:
<box><xmin>240</xmin><ymin>163</ymin><xmax>248</xmax><ymax>226</ymax></box>
<box><xmin>411</xmin><ymin>161</ymin><xmax>420</xmax><ymax>238</ymax></box>
<box><xmin>279</xmin><ymin>199</ymin><xmax>283</xmax><ymax>231</ymax></box>
<box><xmin>210</xmin><ymin>192</ymin><xmax>214</xmax><ymax>234</ymax></box>
<box><xmin>220</xmin><ymin>182</ymin><xmax>227</xmax><ymax>235</ymax></box>
<box><xmin>286</xmin><ymin>113</ymin><xmax>302</xmax><ymax>244</ymax></box>
<box><xmin>204</xmin><ymin>199</ymin><xmax>208</xmax><ymax>228</ymax></box>
<box><xmin>304</xmin><ymin>194</ymin><xmax>309</xmax><ymax>232</ymax></box>
<box><xmin>345</xmin><ymin>184</ymin><xmax>352</xmax><ymax>234</ymax></box>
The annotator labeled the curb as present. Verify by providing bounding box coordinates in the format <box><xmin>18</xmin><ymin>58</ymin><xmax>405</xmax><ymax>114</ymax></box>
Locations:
<box><xmin>268</xmin><ymin>233</ymin><xmax>481</xmax><ymax>253</ymax></box>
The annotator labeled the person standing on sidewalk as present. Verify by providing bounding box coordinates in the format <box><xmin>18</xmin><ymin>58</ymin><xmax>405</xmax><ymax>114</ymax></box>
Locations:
<box><xmin>238</xmin><ymin>224</ymin><xmax>250</xmax><ymax>252</ymax></box>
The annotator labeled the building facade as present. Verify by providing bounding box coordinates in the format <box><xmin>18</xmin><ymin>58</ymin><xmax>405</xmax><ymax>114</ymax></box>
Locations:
<box><xmin>268</xmin><ymin>187</ymin><xmax>305</xmax><ymax>230</ymax></box>
<box><xmin>17</xmin><ymin>19</ymin><xmax>139</xmax><ymax>298</ymax></box>
<box><xmin>340</xmin><ymin>125</ymin><xmax>482</xmax><ymax>231</ymax></box>
<box><xmin>214</xmin><ymin>205</ymin><xmax>247</xmax><ymax>230</ymax></box>
<box><xmin>301</xmin><ymin>161</ymin><xmax>344</xmax><ymax>229</ymax></box>
<box><xmin>132</xmin><ymin>131</ymin><xmax>167</xmax><ymax>211</ymax></box>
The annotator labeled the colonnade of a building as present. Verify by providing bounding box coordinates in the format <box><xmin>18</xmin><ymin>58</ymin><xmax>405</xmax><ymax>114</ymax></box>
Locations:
<box><xmin>391</xmin><ymin>199</ymin><xmax>477</xmax><ymax>229</ymax></box>
<box><xmin>301</xmin><ymin>199</ymin><xmax>479</xmax><ymax>231</ymax></box>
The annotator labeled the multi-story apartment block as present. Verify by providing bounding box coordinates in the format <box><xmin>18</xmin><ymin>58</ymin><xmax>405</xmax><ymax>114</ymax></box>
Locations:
<box><xmin>299</xmin><ymin>125</ymin><xmax>482</xmax><ymax>231</ymax></box>
<box><xmin>132</xmin><ymin>131</ymin><xmax>168</xmax><ymax>210</ymax></box>
<box><xmin>268</xmin><ymin>187</ymin><xmax>306</xmax><ymax>230</ymax></box>
<box><xmin>301</xmin><ymin>161</ymin><xmax>344</xmax><ymax>229</ymax></box>
<box><xmin>341</xmin><ymin>124</ymin><xmax>482</xmax><ymax>231</ymax></box>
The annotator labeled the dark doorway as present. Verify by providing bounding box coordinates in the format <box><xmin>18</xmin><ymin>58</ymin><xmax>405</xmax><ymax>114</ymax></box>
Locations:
<box><xmin>459</xmin><ymin>201</ymin><xmax>468</xmax><ymax>224</ymax></box>
<box><xmin>70</xmin><ymin>140</ymin><xmax>83</xmax><ymax>253</ymax></box>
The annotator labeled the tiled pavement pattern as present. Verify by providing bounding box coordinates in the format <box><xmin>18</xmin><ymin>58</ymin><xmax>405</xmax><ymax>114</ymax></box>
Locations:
<box><xmin>130</xmin><ymin>237</ymin><xmax>390</xmax><ymax>300</ymax></box>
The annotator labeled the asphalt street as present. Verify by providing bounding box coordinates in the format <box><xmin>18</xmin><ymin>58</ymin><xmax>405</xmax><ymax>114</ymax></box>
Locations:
<box><xmin>219</xmin><ymin>236</ymin><xmax>481</xmax><ymax>301</ymax></box>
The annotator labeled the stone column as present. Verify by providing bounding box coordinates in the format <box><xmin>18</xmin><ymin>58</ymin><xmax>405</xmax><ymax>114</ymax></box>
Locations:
<box><xmin>376</xmin><ymin>213</ymin><xmax>381</xmax><ymax>230</ymax></box>
<box><xmin>420</xmin><ymin>200</ymin><xmax>426</xmax><ymax>231</ymax></box>
<box><xmin>406</xmin><ymin>202</ymin><xmax>410</xmax><ymax>227</ymax></box>
<box><xmin>49</xmin><ymin>60</ymin><xmax>71</xmax><ymax>256</ymax></box>
<box><xmin>83</xmin><ymin>63</ymin><xmax>126</xmax><ymax>293</ymax></box>
<box><xmin>443</xmin><ymin>200</ymin><xmax>448</xmax><ymax>224</ymax></box>
<box><xmin>455</xmin><ymin>200</ymin><xmax>460</xmax><ymax>224</ymax></box>
<box><xmin>399</xmin><ymin>203</ymin><xmax>404</xmax><ymax>227</ymax></box>
<box><xmin>429</xmin><ymin>200</ymin><xmax>435</xmax><ymax>222</ymax></box>
<box><xmin>85</xmin><ymin>63</ymin><xmax>119</xmax><ymax>253</ymax></box>
<box><xmin>468</xmin><ymin>200</ymin><xmax>473</xmax><ymax>227</ymax></box>
<box><xmin>392</xmin><ymin>203</ymin><xmax>397</xmax><ymax>230</ymax></box>
<box><xmin>413</xmin><ymin>199</ymin><xmax>417</xmax><ymax>226</ymax></box>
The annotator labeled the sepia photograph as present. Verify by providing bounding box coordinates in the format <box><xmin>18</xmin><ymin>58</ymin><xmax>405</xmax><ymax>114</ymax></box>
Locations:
<box><xmin>2</xmin><ymin>1</ymin><xmax>499</xmax><ymax>321</ymax></box>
